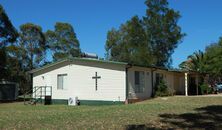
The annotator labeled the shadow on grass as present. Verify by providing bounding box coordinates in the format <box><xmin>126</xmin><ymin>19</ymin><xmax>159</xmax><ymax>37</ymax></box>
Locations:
<box><xmin>124</xmin><ymin>124</ymin><xmax>157</xmax><ymax>130</ymax></box>
<box><xmin>124</xmin><ymin>105</ymin><xmax>222</xmax><ymax>129</ymax></box>
<box><xmin>159</xmin><ymin>105</ymin><xmax>222</xmax><ymax>129</ymax></box>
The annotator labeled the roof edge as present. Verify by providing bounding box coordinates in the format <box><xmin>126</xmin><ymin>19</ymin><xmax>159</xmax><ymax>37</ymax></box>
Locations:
<box><xmin>29</xmin><ymin>57</ymin><xmax>201</xmax><ymax>74</ymax></box>
<box><xmin>29</xmin><ymin>58</ymin><xmax>128</xmax><ymax>74</ymax></box>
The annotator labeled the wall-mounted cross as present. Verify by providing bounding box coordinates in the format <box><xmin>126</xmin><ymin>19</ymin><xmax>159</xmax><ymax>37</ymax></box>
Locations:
<box><xmin>92</xmin><ymin>72</ymin><xmax>101</xmax><ymax>91</ymax></box>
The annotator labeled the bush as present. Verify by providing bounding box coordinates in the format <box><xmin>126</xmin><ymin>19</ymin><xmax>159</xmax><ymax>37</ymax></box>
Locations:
<box><xmin>200</xmin><ymin>83</ymin><xmax>211</xmax><ymax>95</ymax></box>
<box><xmin>155</xmin><ymin>80</ymin><xmax>175</xmax><ymax>97</ymax></box>
<box><xmin>168</xmin><ymin>86</ymin><xmax>176</xmax><ymax>96</ymax></box>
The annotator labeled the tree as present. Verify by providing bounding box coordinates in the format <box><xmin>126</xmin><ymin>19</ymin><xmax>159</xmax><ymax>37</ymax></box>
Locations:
<box><xmin>105</xmin><ymin>0</ymin><xmax>184</xmax><ymax>67</ymax></box>
<box><xmin>179</xmin><ymin>50</ymin><xmax>206</xmax><ymax>73</ymax></box>
<box><xmin>0</xmin><ymin>49</ymin><xmax>7</xmax><ymax>79</ymax></box>
<box><xmin>19</xmin><ymin>23</ymin><xmax>46</xmax><ymax>70</ymax></box>
<box><xmin>179</xmin><ymin>50</ymin><xmax>210</xmax><ymax>91</ymax></box>
<box><xmin>45</xmin><ymin>22</ymin><xmax>80</xmax><ymax>61</ymax></box>
<box><xmin>181</xmin><ymin>37</ymin><xmax>222</xmax><ymax>76</ymax></box>
<box><xmin>144</xmin><ymin>0</ymin><xmax>185</xmax><ymax>67</ymax></box>
<box><xmin>204</xmin><ymin>38</ymin><xmax>222</xmax><ymax>77</ymax></box>
<box><xmin>0</xmin><ymin>5</ymin><xmax>18</xmax><ymax>46</ymax></box>
<box><xmin>0</xmin><ymin>4</ymin><xmax>18</xmax><ymax>80</ymax></box>
<box><xmin>6</xmin><ymin>44</ymin><xmax>25</xmax><ymax>82</ymax></box>
<box><xmin>105</xmin><ymin>16</ymin><xmax>153</xmax><ymax>66</ymax></box>
<box><xmin>8</xmin><ymin>23</ymin><xmax>46</xmax><ymax>92</ymax></box>
<box><xmin>203</xmin><ymin>38</ymin><xmax>222</xmax><ymax>85</ymax></box>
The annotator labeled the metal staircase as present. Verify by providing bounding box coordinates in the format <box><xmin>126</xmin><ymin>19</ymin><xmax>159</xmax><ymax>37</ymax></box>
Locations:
<box><xmin>24</xmin><ymin>86</ymin><xmax>52</xmax><ymax>105</ymax></box>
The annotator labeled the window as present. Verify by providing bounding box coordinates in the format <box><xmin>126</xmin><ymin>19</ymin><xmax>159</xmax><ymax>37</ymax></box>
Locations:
<box><xmin>156</xmin><ymin>73</ymin><xmax>164</xmax><ymax>86</ymax></box>
<box><xmin>134</xmin><ymin>71</ymin><xmax>145</xmax><ymax>93</ymax></box>
<box><xmin>57</xmin><ymin>74</ymin><xmax>67</xmax><ymax>90</ymax></box>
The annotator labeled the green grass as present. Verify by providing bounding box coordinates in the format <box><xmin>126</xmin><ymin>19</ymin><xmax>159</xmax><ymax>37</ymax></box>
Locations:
<box><xmin>0</xmin><ymin>96</ymin><xmax>222</xmax><ymax>129</ymax></box>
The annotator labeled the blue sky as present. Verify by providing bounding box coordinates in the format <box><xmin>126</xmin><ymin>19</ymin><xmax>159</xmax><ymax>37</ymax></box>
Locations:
<box><xmin>1</xmin><ymin>0</ymin><xmax>222</xmax><ymax>68</ymax></box>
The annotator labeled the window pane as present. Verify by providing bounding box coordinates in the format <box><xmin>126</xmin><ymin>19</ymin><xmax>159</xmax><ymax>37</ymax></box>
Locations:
<box><xmin>156</xmin><ymin>73</ymin><xmax>163</xmax><ymax>86</ymax></box>
<box><xmin>134</xmin><ymin>71</ymin><xmax>145</xmax><ymax>93</ymax></box>
<box><xmin>135</xmin><ymin>71</ymin><xmax>140</xmax><ymax>85</ymax></box>
<box><xmin>63</xmin><ymin>74</ymin><xmax>67</xmax><ymax>89</ymax></box>
<box><xmin>57</xmin><ymin>75</ymin><xmax>63</xmax><ymax>89</ymax></box>
<box><xmin>57</xmin><ymin>74</ymin><xmax>67</xmax><ymax>90</ymax></box>
<box><xmin>140</xmin><ymin>72</ymin><xmax>145</xmax><ymax>92</ymax></box>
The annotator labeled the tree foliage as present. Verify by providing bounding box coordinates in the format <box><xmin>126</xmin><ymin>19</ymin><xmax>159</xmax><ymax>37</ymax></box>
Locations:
<box><xmin>179</xmin><ymin>50</ymin><xmax>206</xmax><ymax>73</ymax></box>
<box><xmin>106</xmin><ymin>16</ymin><xmax>152</xmax><ymax>66</ymax></box>
<box><xmin>4</xmin><ymin>23</ymin><xmax>47</xmax><ymax>92</ymax></box>
<box><xmin>19</xmin><ymin>23</ymin><xmax>46</xmax><ymax>70</ymax></box>
<box><xmin>5</xmin><ymin>46</ymin><xmax>28</xmax><ymax>92</ymax></box>
<box><xmin>144</xmin><ymin>0</ymin><xmax>185</xmax><ymax>66</ymax></box>
<box><xmin>105</xmin><ymin>0</ymin><xmax>184</xmax><ymax>67</ymax></box>
<box><xmin>180</xmin><ymin>37</ymin><xmax>222</xmax><ymax>84</ymax></box>
<box><xmin>204</xmin><ymin>38</ymin><xmax>222</xmax><ymax>76</ymax></box>
<box><xmin>0</xmin><ymin>6</ymin><xmax>81</xmax><ymax>92</ymax></box>
<box><xmin>45</xmin><ymin>22</ymin><xmax>80</xmax><ymax>61</ymax></box>
<box><xmin>0</xmin><ymin>5</ymin><xmax>18</xmax><ymax>46</ymax></box>
<box><xmin>0</xmin><ymin>4</ymin><xmax>18</xmax><ymax>80</ymax></box>
<box><xmin>0</xmin><ymin>4</ymin><xmax>28</xmax><ymax>92</ymax></box>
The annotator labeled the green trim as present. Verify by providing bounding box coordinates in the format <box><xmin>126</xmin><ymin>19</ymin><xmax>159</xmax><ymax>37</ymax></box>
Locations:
<box><xmin>52</xmin><ymin>99</ymin><xmax>68</xmax><ymax>105</ymax></box>
<box><xmin>80</xmin><ymin>100</ymin><xmax>124</xmax><ymax>106</ymax></box>
<box><xmin>29</xmin><ymin>58</ymin><xmax>127</xmax><ymax>74</ymax></box>
<box><xmin>51</xmin><ymin>99</ymin><xmax>124</xmax><ymax>105</ymax></box>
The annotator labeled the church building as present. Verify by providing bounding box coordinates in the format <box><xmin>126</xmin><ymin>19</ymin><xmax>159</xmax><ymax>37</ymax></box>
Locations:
<box><xmin>29</xmin><ymin>58</ymin><xmax>200</xmax><ymax>105</ymax></box>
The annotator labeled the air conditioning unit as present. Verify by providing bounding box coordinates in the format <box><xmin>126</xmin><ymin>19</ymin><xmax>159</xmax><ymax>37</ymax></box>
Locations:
<box><xmin>68</xmin><ymin>97</ymin><xmax>78</xmax><ymax>106</ymax></box>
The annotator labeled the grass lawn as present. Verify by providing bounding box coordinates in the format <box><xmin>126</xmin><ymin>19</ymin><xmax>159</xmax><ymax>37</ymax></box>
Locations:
<box><xmin>0</xmin><ymin>96</ymin><xmax>222</xmax><ymax>129</ymax></box>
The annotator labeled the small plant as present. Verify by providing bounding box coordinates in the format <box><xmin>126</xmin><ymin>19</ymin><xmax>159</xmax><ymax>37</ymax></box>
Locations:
<box><xmin>168</xmin><ymin>86</ymin><xmax>176</xmax><ymax>96</ymax></box>
<box><xmin>155</xmin><ymin>80</ymin><xmax>174</xmax><ymax>97</ymax></box>
<box><xmin>200</xmin><ymin>83</ymin><xmax>211</xmax><ymax>95</ymax></box>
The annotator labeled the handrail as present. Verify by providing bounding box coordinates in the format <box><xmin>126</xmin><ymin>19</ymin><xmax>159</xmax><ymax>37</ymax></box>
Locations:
<box><xmin>24</xmin><ymin>86</ymin><xmax>52</xmax><ymax>105</ymax></box>
<box><xmin>24</xmin><ymin>87</ymin><xmax>42</xmax><ymax>105</ymax></box>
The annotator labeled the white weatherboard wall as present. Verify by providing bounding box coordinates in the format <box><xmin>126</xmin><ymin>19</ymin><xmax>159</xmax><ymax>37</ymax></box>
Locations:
<box><xmin>128</xmin><ymin>66</ymin><xmax>152</xmax><ymax>99</ymax></box>
<box><xmin>33</xmin><ymin>60</ymin><xmax>126</xmax><ymax>102</ymax></box>
<box><xmin>154</xmin><ymin>70</ymin><xmax>185</xmax><ymax>95</ymax></box>
<box><xmin>154</xmin><ymin>70</ymin><xmax>175</xmax><ymax>90</ymax></box>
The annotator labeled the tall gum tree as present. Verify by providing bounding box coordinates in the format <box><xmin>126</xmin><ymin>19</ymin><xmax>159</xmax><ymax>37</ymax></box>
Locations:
<box><xmin>19</xmin><ymin>23</ymin><xmax>46</xmax><ymax>70</ymax></box>
<box><xmin>45</xmin><ymin>22</ymin><xmax>80</xmax><ymax>61</ymax></box>
<box><xmin>0</xmin><ymin>4</ymin><xmax>18</xmax><ymax>80</ymax></box>
<box><xmin>105</xmin><ymin>0</ymin><xmax>185</xmax><ymax>67</ymax></box>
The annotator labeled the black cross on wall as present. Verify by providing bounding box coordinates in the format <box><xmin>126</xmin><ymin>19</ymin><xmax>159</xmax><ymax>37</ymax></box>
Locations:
<box><xmin>92</xmin><ymin>72</ymin><xmax>101</xmax><ymax>91</ymax></box>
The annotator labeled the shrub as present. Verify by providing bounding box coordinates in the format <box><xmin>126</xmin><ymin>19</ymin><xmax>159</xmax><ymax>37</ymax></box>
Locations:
<box><xmin>155</xmin><ymin>80</ymin><xmax>175</xmax><ymax>97</ymax></box>
<box><xmin>168</xmin><ymin>86</ymin><xmax>176</xmax><ymax>96</ymax></box>
<box><xmin>200</xmin><ymin>83</ymin><xmax>211</xmax><ymax>94</ymax></box>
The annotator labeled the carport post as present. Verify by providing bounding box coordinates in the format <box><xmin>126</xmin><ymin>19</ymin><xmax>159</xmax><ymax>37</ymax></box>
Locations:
<box><xmin>185</xmin><ymin>73</ymin><xmax>188</xmax><ymax>96</ymax></box>
<box><xmin>196</xmin><ymin>75</ymin><xmax>199</xmax><ymax>95</ymax></box>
